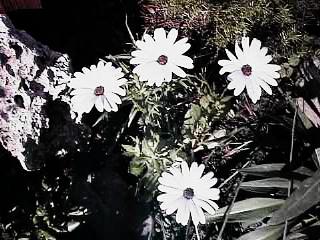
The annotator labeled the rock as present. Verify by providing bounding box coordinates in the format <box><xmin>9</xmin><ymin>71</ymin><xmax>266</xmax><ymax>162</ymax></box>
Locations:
<box><xmin>0</xmin><ymin>15</ymin><xmax>84</xmax><ymax>171</ymax></box>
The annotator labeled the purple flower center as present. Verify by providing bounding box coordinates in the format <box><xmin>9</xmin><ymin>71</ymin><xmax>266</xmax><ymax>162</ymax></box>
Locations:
<box><xmin>94</xmin><ymin>86</ymin><xmax>104</xmax><ymax>96</ymax></box>
<box><xmin>183</xmin><ymin>188</ymin><xmax>194</xmax><ymax>199</ymax></box>
<box><xmin>157</xmin><ymin>55</ymin><xmax>168</xmax><ymax>65</ymax></box>
<box><xmin>241</xmin><ymin>64</ymin><xmax>252</xmax><ymax>76</ymax></box>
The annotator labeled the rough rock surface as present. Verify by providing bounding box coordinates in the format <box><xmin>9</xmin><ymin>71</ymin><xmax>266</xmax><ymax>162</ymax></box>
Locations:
<box><xmin>0</xmin><ymin>15</ymin><xmax>76</xmax><ymax>170</ymax></box>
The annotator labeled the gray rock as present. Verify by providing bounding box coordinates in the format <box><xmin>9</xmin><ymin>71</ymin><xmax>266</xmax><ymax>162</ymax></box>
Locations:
<box><xmin>0</xmin><ymin>16</ymin><xmax>85</xmax><ymax>170</ymax></box>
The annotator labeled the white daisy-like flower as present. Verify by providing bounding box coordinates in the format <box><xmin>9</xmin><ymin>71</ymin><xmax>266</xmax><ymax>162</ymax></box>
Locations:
<box><xmin>130</xmin><ymin>28</ymin><xmax>194</xmax><ymax>86</ymax></box>
<box><xmin>157</xmin><ymin>161</ymin><xmax>220</xmax><ymax>231</ymax></box>
<box><xmin>218</xmin><ymin>37</ymin><xmax>281</xmax><ymax>103</ymax></box>
<box><xmin>68</xmin><ymin>61</ymin><xmax>127</xmax><ymax>117</ymax></box>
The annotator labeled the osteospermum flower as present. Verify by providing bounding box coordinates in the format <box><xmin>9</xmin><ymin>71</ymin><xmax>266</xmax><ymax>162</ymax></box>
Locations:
<box><xmin>130</xmin><ymin>28</ymin><xmax>194</xmax><ymax>86</ymax></box>
<box><xmin>218</xmin><ymin>37</ymin><xmax>281</xmax><ymax>103</ymax></box>
<box><xmin>68</xmin><ymin>61</ymin><xmax>127</xmax><ymax>116</ymax></box>
<box><xmin>157</xmin><ymin>161</ymin><xmax>219</xmax><ymax>239</ymax></box>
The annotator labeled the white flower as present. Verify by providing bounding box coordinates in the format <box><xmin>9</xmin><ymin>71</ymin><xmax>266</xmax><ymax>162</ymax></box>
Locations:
<box><xmin>157</xmin><ymin>161</ymin><xmax>220</xmax><ymax>228</ymax></box>
<box><xmin>68</xmin><ymin>61</ymin><xmax>127</xmax><ymax>116</ymax></box>
<box><xmin>130</xmin><ymin>28</ymin><xmax>194</xmax><ymax>86</ymax></box>
<box><xmin>218</xmin><ymin>37</ymin><xmax>281</xmax><ymax>103</ymax></box>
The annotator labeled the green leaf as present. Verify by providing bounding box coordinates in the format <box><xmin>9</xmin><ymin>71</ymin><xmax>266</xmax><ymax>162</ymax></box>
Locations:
<box><xmin>240</xmin><ymin>178</ymin><xmax>299</xmax><ymax>195</ymax></box>
<box><xmin>129</xmin><ymin>159</ymin><xmax>146</xmax><ymax>177</ymax></box>
<box><xmin>286</xmin><ymin>233</ymin><xmax>308</xmax><ymax>240</ymax></box>
<box><xmin>240</xmin><ymin>164</ymin><xmax>285</xmax><ymax>177</ymax></box>
<box><xmin>236</xmin><ymin>225</ymin><xmax>284</xmax><ymax>240</ymax></box>
<box><xmin>199</xmin><ymin>96</ymin><xmax>210</xmax><ymax>108</ymax></box>
<box><xmin>268</xmin><ymin>170</ymin><xmax>320</xmax><ymax>225</ymax></box>
<box><xmin>184</xmin><ymin>104</ymin><xmax>201</xmax><ymax>128</ymax></box>
<box><xmin>206</xmin><ymin>198</ymin><xmax>284</xmax><ymax>223</ymax></box>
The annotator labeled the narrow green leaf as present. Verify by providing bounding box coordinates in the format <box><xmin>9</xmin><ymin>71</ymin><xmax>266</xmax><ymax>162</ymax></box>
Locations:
<box><xmin>269</xmin><ymin>170</ymin><xmax>320</xmax><ymax>225</ymax></box>
<box><xmin>240</xmin><ymin>178</ymin><xmax>299</xmax><ymax>195</ymax></box>
<box><xmin>236</xmin><ymin>225</ymin><xmax>284</xmax><ymax>240</ymax></box>
<box><xmin>240</xmin><ymin>164</ymin><xmax>285</xmax><ymax>177</ymax></box>
<box><xmin>286</xmin><ymin>233</ymin><xmax>308</xmax><ymax>240</ymax></box>
<box><xmin>206</xmin><ymin>198</ymin><xmax>284</xmax><ymax>223</ymax></box>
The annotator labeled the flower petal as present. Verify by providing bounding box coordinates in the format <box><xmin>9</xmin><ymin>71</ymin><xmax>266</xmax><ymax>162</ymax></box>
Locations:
<box><xmin>94</xmin><ymin>96</ymin><xmax>104</xmax><ymax>112</ymax></box>
<box><xmin>154</xmin><ymin>28</ymin><xmax>167</xmax><ymax>46</ymax></box>
<box><xmin>193</xmin><ymin>198</ymin><xmax>217</xmax><ymax>215</ymax></box>
<box><xmin>176</xmin><ymin>198</ymin><xmax>189</xmax><ymax>225</ymax></box>
<box><xmin>167</xmin><ymin>28</ymin><xmax>178</xmax><ymax>46</ymax></box>
<box><xmin>158</xmin><ymin>185</ymin><xmax>182</xmax><ymax>195</ymax></box>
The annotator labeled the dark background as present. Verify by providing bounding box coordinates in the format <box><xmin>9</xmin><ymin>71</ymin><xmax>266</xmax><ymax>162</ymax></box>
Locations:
<box><xmin>1</xmin><ymin>1</ymin><xmax>147</xmax><ymax>240</ymax></box>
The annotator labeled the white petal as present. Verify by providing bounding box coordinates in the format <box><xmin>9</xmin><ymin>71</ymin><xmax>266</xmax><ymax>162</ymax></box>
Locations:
<box><xmin>173</xmin><ymin>42</ymin><xmax>191</xmax><ymax>55</ymax></box>
<box><xmin>256</xmin><ymin>78</ymin><xmax>272</xmax><ymax>95</ymax></box>
<box><xmin>242</xmin><ymin>37</ymin><xmax>250</xmax><ymax>53</ymax></box>
<box><xmin>246</xmin><ymin>77</ymin><xmax>261</xmax><ymax>103</ymax></box>
<box><xmin>218</xmin><ymin>59</ymin><xmax>233</xmax><ymax>67</ymax></box>
<box><xmin>135</xmin><ymin>40</ymin><xmax>146</xmax><ymax>50</ymax></box>
<box><xmin>168</xmin><ymin>63</ymin><xmax>187</xmax><ymax>78</ymax></box>
<box><xmin>265</xmin><ymin>64</ymin><xmax>281</xmax><ymax>72</ymax></box>
<box><xmin>199</xmin><ymin>177</ymin><xmax>218</xmax><ymax>189</ymax></box>
<box><xmin>225</xmin><ymin>49</ymin><xmax>237</xmax><ymax>61</ymax></box>
<box><xmin>105</xmin><ymin>92</ymin><xmax>122</xmax><ymax>104</ymax></box>
<box><xmin>158</xmin><ymin>172</ymin><xmax>183</xmax><ymax>189</ymax></box>
<box><xmin>250</xmin><ymin>38</ymin><xmax>262</xmax><ymax>53</ymax></box>
<box><xmin>103</xmin><ymin>97</ymin><xmax>112</xmax><ymax>112</ymax></box>
<box><xmin>201</xmin><ymin>171</ymin><xmax>214</xmax><ymax>180</ymax></box>
<box><xmin>163</xmin><ymin>69</ymin><xmax>173</xmax><ymax>82</ymax></box>
<box><xmin>71</xmin><ymin>92</ymin><xmax>95</xmax><ymax>114</ymax></box>
<box><xmin>235</xmin><ymin>41</ymin><xmax>244</xmax><ymax>60</ymax></box>
<box><xmin>143</xmin><ymin>33</ymin><xmax>155</xmax><ymax>45</ymax></box>
<box><xmin>260</xmin><ymin>47</ymin><xmax>268</xmax><ymax>56</ymax></box>
<box><xmin>227</xmin><ymin>77</ymin><xmax>243</xmax><ymax>90</ymax></box>
<box><xmin>157</xmin><ymin>193</ymin><xmax>181</xmax><ymax>203</ymax></box>
<box><xmin>257</xmin><ymin>72</ymin><xmax>278</xmax><ymax>86</ymax></box>
<box><xmin>190</xmin><ymin>163</ymin><xmax>205</xmax><ymax>179</ymax></box>
<box><xmin>193</xmin><ymin>198</ymin><xmax>217</xmax><ymax>215</ymax></box>
<box><xmin>95</xmin><ymin>96</ymin><xmax>104</xmax><ymax>112</ymax></box>
<box><xmin>181</xmin><ymin>161</ymin><xmax>190</xmax><ymax>179</ymax></box>
<box><xmin>154</xmin><ymin>28</ymin><xmax>167</xmax><ymax>45</ymax></box>
<box><xmin>188</xmin><ymin>200</ymin><xmax>200</xmax><ymax>226</ymax></box>
<box><xmin>219</xmin><ymin>63</ymin><xmax>241</xmax><ymax>75</ymax></box>
<box><xmin>194</xmin><ymin>200</ymin><xmax>206</xmax><ymax>224</ymax></box>
<box><xmin>234</xmin><ymin>79</ymin><xmax>246</xmax><ymax>96</ymax></box>
<box><xmin>167</xmin><ymin>28</ymin><xmax>178</xmax><ymax>45</ymax></box>
<box><xmin>158</xmin><ymin>185</ymin><xmax>182</xmax><ymax>195</ymax></box>
<box><xmin>173</xmin><ymin>37</ymin><xmax>188</xmax><ymax>48</ymax></box>
<box><xmin>160</xmin><ymin>197</ymin><xmax>180</xmax><ymax>211</ymax></box>
<box><xmin>205</xmin><ymin>188</ymin><xmax>220</xmax><ymax>200</ymax></box>
<box><xmin>166</xmin><ymin>197</ymin><xmax>184</xmax><ymax>215</ymax></box>
<box><xmin>171</xmin><ymin>55</ymin><xmax>194</xmax><ymax>69</ymax></box>
<box><xmin>176</xmin><ymin>198</ymin><xmax>189</xmax><ymax>225</ymax></box>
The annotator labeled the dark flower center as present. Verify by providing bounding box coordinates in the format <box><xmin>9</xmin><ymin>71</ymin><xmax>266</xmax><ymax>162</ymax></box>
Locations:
<box><xmin>94</xmin><ymin>86</ymin><xmax>104</xmax><ymax>96</ymax></box>
<box><xmin>157</xmin><ymin>55</ymin><xmax>168</xmax><ymax>65</ymax></box>
<box><xmin>241</xmin><ymin>64</ymin><xmax>252</xmax><ymax>76</ymax></box>
<box><xmin>183</xmin><ymin>188</ymin><xmax>194</xmax><ymax>200</ymax></box>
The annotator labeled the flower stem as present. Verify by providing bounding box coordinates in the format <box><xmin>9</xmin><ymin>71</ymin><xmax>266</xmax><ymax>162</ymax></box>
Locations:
<box><xmin>282</xmin><ymin>100</ymin><xmax>298</xmax><ymax>240</ymax></box>
<box><xmin>195</xmin><ymin>224</ymin><xmax>200</xmax><ymax>240</ymax></box>
<box><xmin>217</xmin><ymin>175</ymin><xmax>245</xmax><ymax>240</ymax></box>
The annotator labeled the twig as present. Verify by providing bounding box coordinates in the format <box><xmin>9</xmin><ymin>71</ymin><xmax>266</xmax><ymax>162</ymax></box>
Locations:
<box><xmin>125</xmin><ymin>14</ymin><xmax>136</xmax><ymax>45</ymax></box>
<box><xmin>216</xmin><ymin>175</ymin><xmax>245</xmax><ymax>240</ymax></box>
<box><xmin>282</xmin><ymin>100</ymin><xmax>298</xmax><ymax>240</ymax></box>
<box><xmin>185</xmin><ymin>218</ymin><xmax>191</xmax><ymax>240</ymax></box>
<box><xmin>218</xmin><ymin>161</ymin><xmax>250</xmax><ymax>189</ymax></box>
